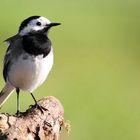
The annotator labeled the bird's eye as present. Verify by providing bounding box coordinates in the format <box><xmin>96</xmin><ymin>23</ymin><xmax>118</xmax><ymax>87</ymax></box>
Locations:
<box><xmin>36</xmin><ymin>22</ymin><xmax>41</xmax><ymax>26</ymax></box>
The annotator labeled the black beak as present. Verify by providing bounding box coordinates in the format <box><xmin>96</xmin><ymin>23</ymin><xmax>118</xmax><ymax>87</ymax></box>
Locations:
<box><xmin>43</xmin><ymin>23</ymin><xmax>61</xmax><ymax>32</ymax></box>
<box><xmin>47</xmin><ymin>23</ymin><xmax>61</xmax><ymax>28</ymax></box>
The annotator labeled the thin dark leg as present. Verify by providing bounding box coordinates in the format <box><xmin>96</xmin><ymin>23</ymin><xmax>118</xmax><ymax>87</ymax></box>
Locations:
<box><xmin>16</xmin><ymin>88</ymin><xmax>20</xmax><ymax>116</ymax></box>
<box><xmin>30</xmin><ymin>92</ymin><xmax>37</xmax><ymax>104</ymax></box>
<box><xmin>30</xmin><ymin>93</ymin><xmax>47</xmax><ymax>113</ymax></box>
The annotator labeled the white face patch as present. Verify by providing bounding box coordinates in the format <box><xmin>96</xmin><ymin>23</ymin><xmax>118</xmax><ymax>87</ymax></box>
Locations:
<box><xmin>19</xmin><ymin>16</ymin><xmax>51</xmax><ymax>35</ymax></box>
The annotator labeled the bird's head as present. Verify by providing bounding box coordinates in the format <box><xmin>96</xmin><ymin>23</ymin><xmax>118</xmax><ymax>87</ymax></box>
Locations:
<box><xmin>19</xmin><ymin>16</ymin><xmax>60</xmax><ymax>35</ymax></box>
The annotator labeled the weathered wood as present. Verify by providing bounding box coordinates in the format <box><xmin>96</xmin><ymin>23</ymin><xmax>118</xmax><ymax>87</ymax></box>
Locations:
<box><xmin>0</xmin><ymin>96</ymin><xmax>65</xmax><ymax>140</ymax></box>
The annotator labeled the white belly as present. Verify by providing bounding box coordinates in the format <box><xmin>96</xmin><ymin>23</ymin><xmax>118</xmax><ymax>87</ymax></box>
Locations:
<box><xmin>8</xmin><ymin>49</ymin><xmax>53</xmax><ymax>92</ymax></box>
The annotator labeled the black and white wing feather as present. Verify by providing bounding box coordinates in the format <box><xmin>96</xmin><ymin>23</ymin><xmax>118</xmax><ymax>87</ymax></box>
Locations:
<box><xmin>3</xmin><ymin>35</ymin><xmax>21</xmax><ymax>81</ymax></box>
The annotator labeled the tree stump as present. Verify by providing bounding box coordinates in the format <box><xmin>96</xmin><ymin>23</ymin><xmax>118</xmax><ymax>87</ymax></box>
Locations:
<box><xmin>0</xmin><ymin>96</ymin><xmax>66</xmax><ymax>140</ymax></box>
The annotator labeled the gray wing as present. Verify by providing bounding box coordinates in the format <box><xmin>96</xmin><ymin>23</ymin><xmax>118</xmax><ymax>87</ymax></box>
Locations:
<box><xmin>3</xmin><ymin>45</ymin><xmax>13</xmax><ymax>81</ymax></box>
<box><xmin>3</xmin><ymin>58</ymin><xmax>10</xmax><ymax>81</ymax></box>
<box><xmin>3</xmin><ymin>34</ymin><xmax>23</xmax><ymax>81</ymax></box>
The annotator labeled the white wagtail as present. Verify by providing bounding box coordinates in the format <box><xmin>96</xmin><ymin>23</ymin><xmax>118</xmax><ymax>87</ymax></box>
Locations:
<box><xmin>0</xmin><ymin>16</ymin><xmax>60</xmax><ymax>115</ymax></box>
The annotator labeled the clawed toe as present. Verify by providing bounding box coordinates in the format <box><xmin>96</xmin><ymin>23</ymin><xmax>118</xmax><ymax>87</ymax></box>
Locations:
<box><xmin>30</xmin><ymin>103</ymin><xmax>48</xmax><ymax>113</ymax></box>
<box><xmin>16</xmin><ymin>110</ymin><xmax>25</xmax><ymax>117</ymax></box>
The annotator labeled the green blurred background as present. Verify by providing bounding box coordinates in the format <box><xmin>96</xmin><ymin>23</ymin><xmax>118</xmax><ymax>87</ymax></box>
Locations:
<box><xmin>0</xmin><ymin>0</ymin><xmax>140</xmax><ymax>139</ymax></box>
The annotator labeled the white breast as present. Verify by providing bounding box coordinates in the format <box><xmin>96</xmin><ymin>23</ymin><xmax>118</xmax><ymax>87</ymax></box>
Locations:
<box><xmin>8</xmin><ymin>48</ymin><xmax>53</xmax><ymax>92</ymax></box>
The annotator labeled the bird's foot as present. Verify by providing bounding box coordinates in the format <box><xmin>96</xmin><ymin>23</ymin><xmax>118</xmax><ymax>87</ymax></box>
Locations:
<box><xmin>30</xmin><ymin>103</ymin><xmax>48</xmax><ymax>114</ymax></box>
<box><xmin>15</xmin><ymin>110</ymin><xmax>25</xmax><ymax>117</ymax></box>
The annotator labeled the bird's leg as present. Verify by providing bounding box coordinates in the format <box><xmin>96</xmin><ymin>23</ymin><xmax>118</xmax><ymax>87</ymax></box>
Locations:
<box><xmin>16</xmin><ymin>88</ymin><xmax>20</xmax><ymax>116</ymax></box>
<box><xmin>30</xmin><ymin>92</ymin><xmax>37</xmax><ymax>104</ymax></box>
<box><xmin>30</xmin><ymin>93</ymin><xmax>47</xmax><ymax>113</ymax></box>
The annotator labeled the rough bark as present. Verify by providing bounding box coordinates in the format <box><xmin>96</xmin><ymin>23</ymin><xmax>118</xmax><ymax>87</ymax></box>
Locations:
<box><xmin>0</xmin><ymin>96</ymin><xmax>65</xmax><ymax>140</ymax></box>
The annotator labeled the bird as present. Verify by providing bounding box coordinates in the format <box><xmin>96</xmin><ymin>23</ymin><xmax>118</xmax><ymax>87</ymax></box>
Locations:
<box><xmin>0</xmin><ymin>16</ymin><xmax>60</xmax><ymax>115</ymax></box>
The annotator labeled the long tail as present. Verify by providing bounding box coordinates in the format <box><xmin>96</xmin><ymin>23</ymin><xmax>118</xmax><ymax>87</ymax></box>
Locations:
<box><xmin>0</xmin><ymin>82</ymin><xmax>15</xmax><ymax>108</ymax></box>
